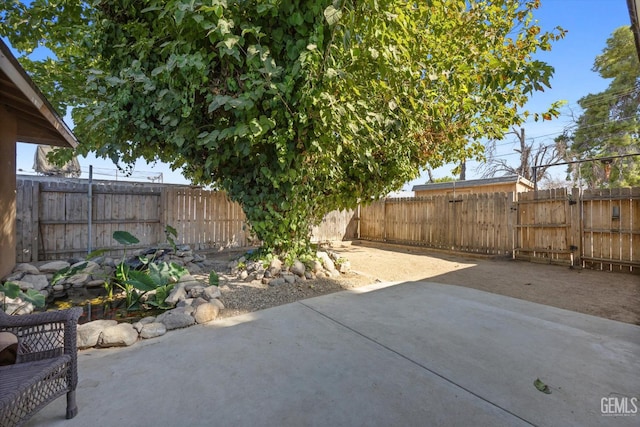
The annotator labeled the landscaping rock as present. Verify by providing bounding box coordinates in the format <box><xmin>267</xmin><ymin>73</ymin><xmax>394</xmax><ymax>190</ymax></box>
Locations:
<box><xmin>269</xmin><ymin>258</ymin><xmax>283</xmax><ymax>276</ymax></box>
<box><xmin>71</xmin><ymin>260</ymin><xmax>100</xmax><ymax>273</ymax></box>
<box><xmin>20</xmin><ymin>274</ymin><xmax>50</xmax><ymax>291</ymax></box>
<box><xmin>139</xmin><ymin>316</ymin><xmax>157</xmax><ymax>325</ymax></box>
<box><xmin>193</xmin><ymin>303</ymin><xmax>219</xmax><ymax>324</ymax></box>
<box><xmin>177</xmin><ymin>298</ymin><xmax>195</xmax><ymax>308</ymax></box>
<box><xmin>1</xmin><ymin>296</ymin><xmax>33</xmax><ymax>315</ymax></box>
<box><xmin>38</xmin><ymin>261</ymin><xmax>70</xmax><ymax>273</ymax></box>
<box><xmin>65</xmin><ymin>273</ymin><xmax>91</xmax><ymax>287</ymax></box>
<box><xmin>338</xmin><ymin>260</ymin><xmax>351</xmax><ymax>273</ymax></box>
<box><xmin>316</xmin><ymin>251</ymin><xmax>336</xmax><ymax>273</ymax></box>
<box><xmin>185</xmin><ymin>263</ymin><xmax>202</xmax><ymax>274</ymax></box>
<box><xmin>139</xmin><ymin>322</ymin><xmax>167</xmax><ymax>339</ymax></box>
<box><xmin>203</xmin><ymin>286</ymin><xmax>222</xmax><ymax>301</ymax></box>
<box><xmin>291</xmin><ymin>260</ymin><xmax>306</xmax><ymax>277</ymax></box>
<box><xmin>86</xmin><ymin>279</ymin><xmax>105</xmax><ymax>288</ymax></box>
<box><xmin>132</xmin><ymin>321</ymin><xmax>144</xmax><ymax>333</ymax></box>
<box><xmin>78</xmin><ymin>320</ymin><xmax>118</xmax><ymax>349</ymax></box>
<box><xmin>165</xmin><ymin>284</ymin><xmax>187</xmax><ymax>306</ymax></box>
<box><xmin>283</xmin><ymin>274</ymin><xmax>296</xmax><ymax>284</ymax></box>
<box><xmin>4</xmin><ymin>271</ymin><xmax>26</xmax><ymax>282</ymax></box>
<box><xmin>98</xmin><ymin>323</ymin><xmax>139</xmax><ymax>347</ymax></box>
<box><xmin>13</xmin><ymin>263</ymin><xmax>40</xmax><ymax>275</ymax></box>
<box><xmin>188</xmin><ymin>286</ymin><xmax>206</xmax><ymax>299</ymax></box>
<box><xmin>209</xmin><ymin>299</ymin><xmax>225</xmax><ymax>310</ymax></box>
<box><xmin>191</xmin><ymin>297</ymin><xmax>209</xmax><ymax>308</ymax></box>
<box><xmin>269</xmin><ymin>277</ymin><xmax>286</xmax><ymax>287</ymax></box>
<box><xmin>311</xmin><ymin>260</ymin><xmax>323</xmax><ymax>273</ymax></box>
<box><xmin>156</xmin><ymin>307</ymin><xmax>195</xmax><ymax>330</ymax></box>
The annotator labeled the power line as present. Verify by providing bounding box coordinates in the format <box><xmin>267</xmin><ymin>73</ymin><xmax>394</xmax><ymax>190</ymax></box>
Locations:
<box><xmin>531</xmin><ymin>152</ymin><xmax>640</xmax><ymax>190</ymax></box>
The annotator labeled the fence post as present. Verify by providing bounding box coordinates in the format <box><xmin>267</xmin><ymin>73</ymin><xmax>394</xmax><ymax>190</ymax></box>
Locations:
<box><xmin>383</xmin><ymin>199</ymin><xmax>387</xmax><ymax>242</ymax></box>
<box><xmin>31</xmin><ymin>180</ymin><xmax>40</xmax><ymax>262</ymax></box>
<box><xmin>87</xmin><ymin>165</ymin><xmax>93</xmax><ymax>254</ymax></box>
<box><xmin>159</xmin><ymin>186</ymin><xmax>167</xmax><ymax>244</ymax></box>
<box><xmin>569</xmin><ymin>187</ymin><xmax>582</xmax><ymax>267</ymax></box>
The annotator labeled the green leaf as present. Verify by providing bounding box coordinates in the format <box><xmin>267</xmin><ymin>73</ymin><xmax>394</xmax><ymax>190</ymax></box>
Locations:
<box><xmin>165</xmin><ymin>225</ymin><xmax>178</xmax><ymax>238</ymax></box>
<box><xmin>208</xmin><ymin>95</ymin><xmax>231</xmax><ymax>113</ymax></box>
<box><xmin>324</xmin><ymin>6</ymin><xmax>342</xmax><ymax>26</ymax></box>
<box><xmin>21</xmin><ymin>289</ymin><xmax>46</xmax><ymax>308</ymax></box>
<box><xmin>534</xmin><ymin>378</ymin><xmax>551</xmax><ymax>394</ymax></box>
<box><xmin>127</xmin><ymin>270</ymin><xmax>158</xmax><ymax>292</ymax></box>
<box><xmin>113</xmin><ymin>231</ymin><xmax>140</xmax><ymax>246</ymax></box>
<box><xmin>86</xmin><ymin>248</ymin><xmax>109</xmax><ymax>259</ymax></box>
<box><xmin>0</xmin><ymin>282</ymin><xmax>21</xmax><ymax>299</ymax></box>
<box><xmin>209</xmin><ymin>271</ymin><xmax>219</xmax><ymax>287</ymax></box>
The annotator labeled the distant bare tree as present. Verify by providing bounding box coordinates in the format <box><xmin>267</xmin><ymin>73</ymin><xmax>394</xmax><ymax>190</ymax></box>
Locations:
<box><xmin>480</xmin><ymin>127</ymin><xmax>567</xmax><ymax>183</ymax></box>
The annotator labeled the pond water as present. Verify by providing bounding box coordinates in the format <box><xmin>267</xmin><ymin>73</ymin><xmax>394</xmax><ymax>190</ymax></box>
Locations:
<box><xmin>54</xmin><ymin>296</ymin><xmax>164</xmax><ymax>324</ymax></box>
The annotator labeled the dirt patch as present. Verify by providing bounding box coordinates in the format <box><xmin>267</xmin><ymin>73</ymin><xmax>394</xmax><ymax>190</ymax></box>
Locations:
<box><xmin>331</xmin><ymin>241</ymin><xmax>640</xmax><ymax>325</ymax></box>
<box><xmin>203</xmin><ymin>241</ymin><xmax>640</xmax><ymax>325</ymax></box>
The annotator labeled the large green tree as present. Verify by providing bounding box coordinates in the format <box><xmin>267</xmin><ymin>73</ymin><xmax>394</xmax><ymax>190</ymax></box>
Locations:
<box><xmin>567</xmin><ymin>26</ymin><xmax>640</xmax><ymax>188</ymax></box>
<box><xmin>1</xmin><ymin>0</ymin><xmax>564</xmax><ymax>257</ymax></box>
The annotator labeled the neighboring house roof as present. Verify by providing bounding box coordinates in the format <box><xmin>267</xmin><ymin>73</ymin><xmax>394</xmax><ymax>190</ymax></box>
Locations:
<box><xmin>411</xmin><ymin>175</ymin><xmax>534</xmax><ymax>192</ymax></box>
<box><xmin>0</xmin><ymin>39</ymin><xmax>77</xmax><ymax>148</ymax></box>
<box><xmin>628</xmin><ymin>0</ymin><xmax>640</xmax><ymax>62</ymax></box>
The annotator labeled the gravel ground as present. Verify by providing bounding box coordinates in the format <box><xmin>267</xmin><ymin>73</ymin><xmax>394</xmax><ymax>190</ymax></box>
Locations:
<box><xmin>195</xmin><ymin>241</ymin><xmax>640</xmax><ymax>325</ymax></box>
<box><xmin>193</xmin><ymin>257</ymin><xmax>373</xmax><ymax>319</ymax></box>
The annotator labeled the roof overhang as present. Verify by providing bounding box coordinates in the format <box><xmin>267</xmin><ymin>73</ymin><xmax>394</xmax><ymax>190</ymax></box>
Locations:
<box><xmin>412</xmin><ymin>175</ymin><xmax>533</xmax><ymax>192</ymax></box>
<box><xmin>0</xmin><ymin>39</ymin><xmax>78</xmax><ymax>148</ymax></box>
<box><xmin>627</xmin><ymin>0</ymin><xmax>640</xmax><ymax>62</ymax></box>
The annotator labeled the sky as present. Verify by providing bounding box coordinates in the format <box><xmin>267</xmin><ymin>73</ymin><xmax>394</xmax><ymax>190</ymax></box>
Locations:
<box><xmin>8</xmin><ymin>0</ymin><xmax>635</xmax><ymax>188</ymax></box>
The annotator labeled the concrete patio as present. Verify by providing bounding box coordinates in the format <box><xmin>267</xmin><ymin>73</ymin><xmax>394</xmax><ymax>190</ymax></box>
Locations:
<box><xmin>27</xmin><ymin>281</ymin><xmax>640</xmax><ymax>426</ymax></box>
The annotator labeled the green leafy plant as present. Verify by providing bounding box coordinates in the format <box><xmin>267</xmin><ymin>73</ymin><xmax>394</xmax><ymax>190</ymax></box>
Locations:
<box><xmin>50</xmin><ymin>262</ymin><xmax>88</xmax><ymax>288</ymax></box>
<box><xmin>110</xmin><ymin>231</ymin><xmax>140</xmax><ymax>309</ymax></box>
<box><xmin>164</xmin><ymin>225</ymin><xmax>178</xmax><ymax>252</ymax></box>
<box><xmin>144</xmin><ymin>283</ymin><xmax>175</xmax><ymax>310</ymax></box>
<box><xmin>334</xmin><ymin>257</ymin><xmax>348</xmax><ymax>269</ymax></box>
<box><xmin>0</xmin><ymin>282</ymin><xmax>46</xmax><ymax>314</ymax></box>
<box><xmin>208</xmin><ymin>271</ymin><xmax>219</xmax><ymax>287</ymax></box>
<box><xmin>110</xmin><ymin>230</ymin><xmax>187</xmax><ymax>310</ymax></box>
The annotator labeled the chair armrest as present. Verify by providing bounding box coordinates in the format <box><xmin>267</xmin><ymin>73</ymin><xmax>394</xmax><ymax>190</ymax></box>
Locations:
<box><xmin>0</xmin><ymin>307</ymin><xmax>82</xmax><ymax>329</ymax></box>
<box><xmin>0</xmin><ymin>308</ymin><xmax>82</xmax><ymax>363</ymax></box>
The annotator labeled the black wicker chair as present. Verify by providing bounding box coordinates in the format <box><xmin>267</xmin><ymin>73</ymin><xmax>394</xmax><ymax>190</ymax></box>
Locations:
<box><xmin>0</xmin><ymin>307</ymin><xmax>82</xmax><ymax>427</ymax></box>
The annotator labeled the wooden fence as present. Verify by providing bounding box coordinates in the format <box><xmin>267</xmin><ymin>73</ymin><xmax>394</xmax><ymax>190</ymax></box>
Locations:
<box><xmin>14</xmin><ymin>176</ymin><xmax>639</xmax><ymax>271</ymax></box>
<box><xmin>311</xmin><ymin>209</ymin><xmax>358</xmax><ymax>243</ymax></box>
<box><xmin>513</xmin><ymin>188</ymin><xmax>579</xmax><ymax>265</ymax></box>
<box><xmin>164</xmin><ymin>187</ymin><xmax>248</xmax><ymax>251</ymax></box>
<box><xmin>359</xmin><ymin>193</ymin><xmax>515</xmax><ymax>255</ymax></box>
<box><xmin>581</xmin><ymin>187</ymin><xmax>639</xmax><ymax>271</ymax></box>
<box><xmin>359</xmin><ymin>188</ymin><xmax>638</xmax><ymax>272</ymax></box>
<box><xmin>16</xmin><ymin>177</ymin><xmax>250</xmax><ymax>261</ymax></box>
<box><xmin>15</xmin><ymin>176</ymin><xmax>357</xmax><ymax>262</ymax></box>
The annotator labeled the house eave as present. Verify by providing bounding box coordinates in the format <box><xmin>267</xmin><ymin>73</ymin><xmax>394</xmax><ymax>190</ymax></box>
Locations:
<box><xmin>0</xmin><ymin>39</ymin><xmax>78</xmax><ymax>149</ymax></box>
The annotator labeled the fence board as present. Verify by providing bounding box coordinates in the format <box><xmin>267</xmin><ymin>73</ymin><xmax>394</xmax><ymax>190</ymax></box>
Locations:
<box><xmin>359</xmin><ymin>193</ymin><xmax>514</xmax><ymax>255</ymax></box>
<box><xmin>14</xmin><ymin>176</ymin><xmax>639</xmax><ymax>272</ymax></box>
<box><xmin>514</xmin><ymin>188</ymin><xmax>575</xmax><ymax>265</ymax></box>
<box><xmin>581</xmin><ymin>187</ymin><xmax>640</xmax><ymax>271</ymax></box>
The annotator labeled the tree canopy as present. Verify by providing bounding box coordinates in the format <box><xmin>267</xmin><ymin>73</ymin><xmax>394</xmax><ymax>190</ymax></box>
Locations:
<box><xmin>1</xmin><ymin>0</ymin><xmax>565</xmax><ymax>258</ymax></box>
<box><xmin>567</xmin><ymin>26</ymin><xmax>640</xmax><ymax>188</ymax></box>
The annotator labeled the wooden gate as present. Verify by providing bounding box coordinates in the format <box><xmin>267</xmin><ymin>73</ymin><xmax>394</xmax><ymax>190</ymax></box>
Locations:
<box><xmin>514</xmin><ymin>188</ymin><xmax>581</xmax><ymax>266</ymax></box>
<box><xmin>359</xmin><ymin>193</ymin><xmax>514</xmax><ymax>255</ymax></box>
<box><xmin>581</xmin><ymin>188</ymin><xmax>640</xmax><ymax>271</ymax></box>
